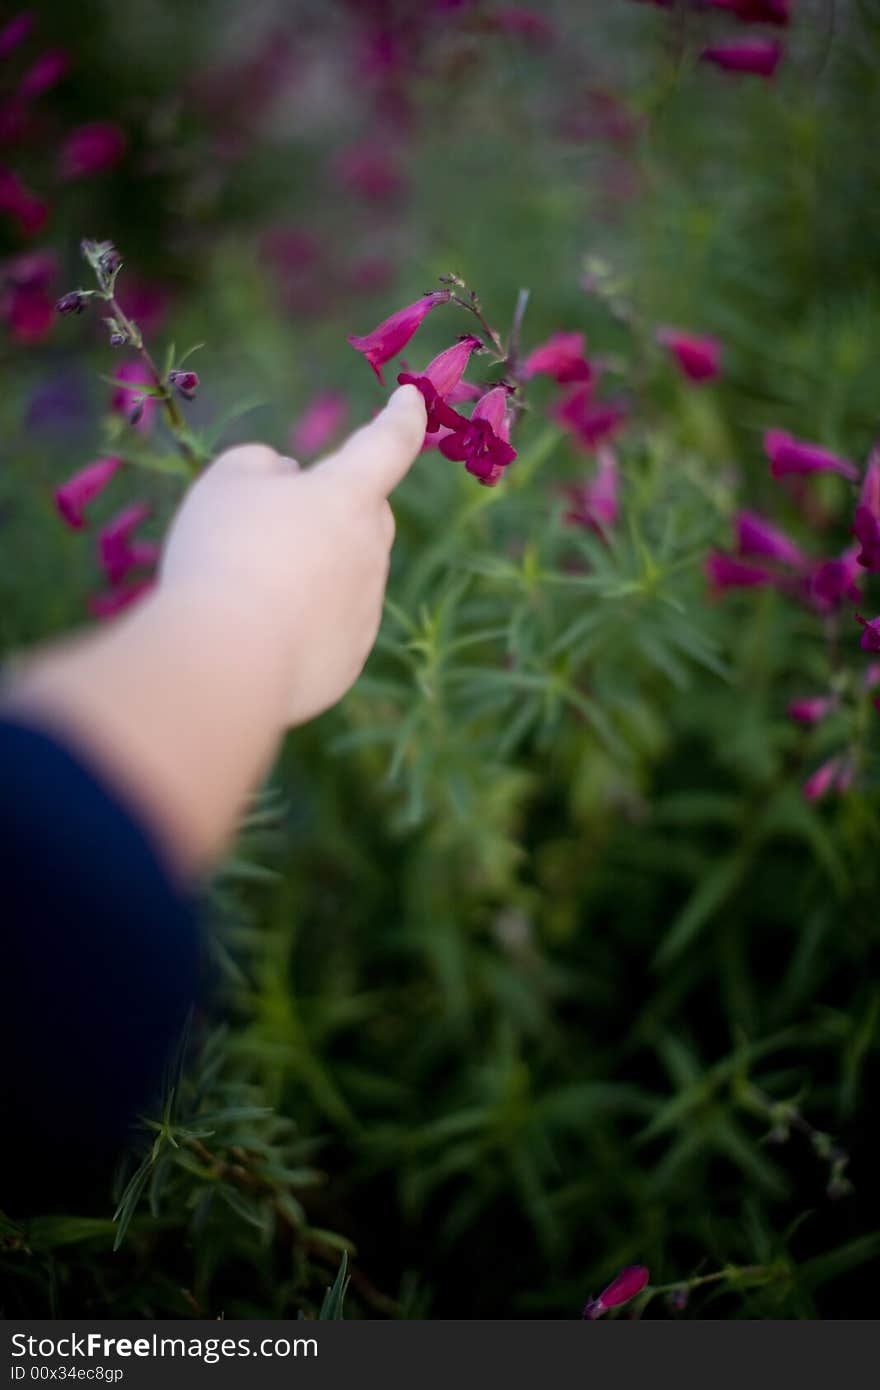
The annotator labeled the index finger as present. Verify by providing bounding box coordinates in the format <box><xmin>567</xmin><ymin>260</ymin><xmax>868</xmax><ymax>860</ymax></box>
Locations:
<box><xmin>317</xmin><ymin>384</ymin><xmax>427</xmax><ymax>500</ymax></box>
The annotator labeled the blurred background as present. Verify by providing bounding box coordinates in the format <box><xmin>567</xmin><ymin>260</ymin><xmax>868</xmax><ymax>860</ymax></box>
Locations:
<box><xmin>2</xmin><ymin>0</ymin><xmax>880</xmax><ymax>1318</ymax></box>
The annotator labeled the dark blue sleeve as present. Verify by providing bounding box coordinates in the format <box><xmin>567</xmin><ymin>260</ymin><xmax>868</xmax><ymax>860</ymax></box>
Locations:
<box><xmin>0</xmin><ymin>719</ymin><xmax>200</xmax><ymax>1208</ymax></box>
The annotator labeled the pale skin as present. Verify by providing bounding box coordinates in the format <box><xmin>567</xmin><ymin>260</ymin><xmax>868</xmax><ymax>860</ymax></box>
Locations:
<box><xmin>1</xmin><ymin>384</ymin><xmax>428</xmax><ymax>881</ymax></box>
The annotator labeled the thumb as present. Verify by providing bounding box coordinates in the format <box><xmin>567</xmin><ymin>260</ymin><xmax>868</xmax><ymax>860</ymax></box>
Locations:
<box><xmin>317</xmin><ymin>385</ymin><xmax>427</xmax><ymax>500</ymax></box>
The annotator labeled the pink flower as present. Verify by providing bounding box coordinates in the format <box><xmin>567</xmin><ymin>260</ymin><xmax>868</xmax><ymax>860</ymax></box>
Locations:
<box><xmin>98</xmin><ymin>502</ymin><xmax>156</xmax><ymax>585</ymax></box>
<box><xmin>565</xmin><ymin>447</ymin><xmax>619</xmax><ymax>536</ymax></box>
<box><xmin>333</xmin><ymin>140</ymin><xmax>404</xmax><ymax>201</ymax></box>
<box><xmin>803</xmin><ymin>757</ymin><xmax>844</xmax><ymax>803</ymax></box>
<box><xmin>439</xmin><ymin>386</ymin><xmax>517</xmax><ymax>486</ymax></box>
<box><xmin>864</xmin><ymin>663</ymin><xmax>880</xmax><ymax>689</ymax></box>
<box><xmin>701</xmin><ymin>40</ymin><xmax>784</xmax><ymax>77</ymax></box>
<box><xmin>856</xmin><ymin>613</ymin><xmax>880</xmax><ymax>653</ymax></box>
<box><xmin>290</xmin><ymin>391</ymin><xmax>349</xmax><ymax>457</ymax></box>
<box><xmin>853</xmin><ymin>447</ymin><xmax>880</xmax><ymax>571</ymax></box>
<box><xmin>0</xmin><ymin>12</ymin><xmax>34</xmax><ymax>60</ymax></box>
<box><xmin>657</xmin><ymin>328</ymin><xmax>722</xmax><ymax>382</ymax></box>
<box><xmin>60</xmin><ymin>122</ymin><xmax>126</xmax><ymax>180</ymax></box>
<box><xmin>554</xmin><ymin>384</ymin><xmax>627</xmax><ymax>450</ymax></box>
<box><xmin>522</xmin><ymin>331</ymin><xmax>592</xmax><ymax>384</ymax></box>
<box><xmin>808</xmin><ymin>549</ymin><xmax>861</xmax><ymax>613</ymax></box>
<box><xmin>111</xmin><ymin>361</ymin><xmax>156</xmax><ymax>431</ymax></box>
<box><xmin>765</xmin><ymin>430</ymin><xmax>859</xmax><ymax>483</ymax></box>
<box><xmin>706</xmin><ymin>550</ymin><xmax>774</xmax><ymax>593</ymax></box>
<box><xmin>706</xmin><ymin>0</ymin><xmax>790</xmax><ymax>22</ymax></box>
<box><xmin>0</xmin><ymin>167</ymin><xmax>48</xmax><ymax>237</ymax></box>
<box><xmin>55</xmin><ymin>457</ymin><xmax>122</xmax><ymax>530</ymax></box>
<box><xmin>348</xmin><ymin>290</ymin><xmax>450</xmax><ymax>384</ymax></box>
<box><xmin>398</xmin><ymin>334</ymin><xmax>483</xmax><ymax>433</ymax></box>
<box><xmin>89</xmin><ymin>578</ymin><xmax>155</xmax><ymax>621</ymax></box>
<box><xmin>735</xmin><ymin>510</ymin><xmax>804</xmax><ymax>569</ymax></box>
<box><xmin>788</xmin><ymin>696</ymin><xmax>836</xmax><ymax>725</ymax></box>
<box><xmin>5</xmin><ymin>283</ymin><xmax>53</xmax><ymax>341</ymax></box>
<box><xmin>582</xmin><ymin>1265</ymin><xmax>649</xmax><ymax>1320</ymax></box>
<box><xmin>17</xmin><ymin>48</ymin><xmax>69</xmax><ymax>99</ymax></box>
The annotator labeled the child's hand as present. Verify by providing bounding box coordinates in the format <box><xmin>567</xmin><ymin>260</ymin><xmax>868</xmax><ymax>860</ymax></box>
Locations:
<box><xmin>160</xmin><ymin>383</ymin><xmax>426</xmax><ymax>725</ymax></box>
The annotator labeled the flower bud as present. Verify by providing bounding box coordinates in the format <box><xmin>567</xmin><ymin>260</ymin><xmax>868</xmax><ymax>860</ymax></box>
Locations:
<box><xmin>56</xmin><ymin>290</ymin><xmax>87</xmax><ymax>316</ymax></box>
<box><xmin>128</xmin><ymin>397</ymin><xmax>145</xmax><ymax>426</ymax></box>
<box><xmin>168</xmin><ymin>369</ymin><xmax>199</xmax><ymax>400</ymax></box>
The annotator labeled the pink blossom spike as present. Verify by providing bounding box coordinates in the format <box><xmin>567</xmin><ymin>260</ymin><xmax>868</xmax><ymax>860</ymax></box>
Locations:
<box><xmin>701</xmin><ymin>40</ymin><xmax>784</xmax><ymax>77</ymax></box>
<box><xmin>582</xmin><ymin>1265</ymin><xmax>649</xmax><ymax>1320</ymax></box>
<box><xmin>735</xmin><ymin>510</ymin><xmax>804</xmax><ymax>569</ymax></box>
<box><xmin>55</xmin><ymin>457</ymin><xmax>123</xmax><ymax>530</ymax></box>
<box><xmin>522</xmin><ymin>331</ymin><xmax>592</xmax><ymax>384</ymax></box>
<box><xmin>657</xmin><ymin>328</ymin><xmax>722</xmax><ymax>383</ymax></box>
<box><xmin>765</xmin><ymin>430</ymin><xmax>859</xmax><ymax>483</ymax></box>
<box><xmin>290</xmin><ymin>392</ymin><xmax>348</xmax><ymax>457</ymax></box>
<box><xmin>348</xmin><ymin>290</ymin><xmax>450</xmax><ymax>384</ymax></box>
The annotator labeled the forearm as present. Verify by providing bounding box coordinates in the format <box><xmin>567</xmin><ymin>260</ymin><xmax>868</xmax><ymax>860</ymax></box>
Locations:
<box><xmin>1</xmin><ymin>584</ymin><xmax>289</xmax><ymax>879</ymax></box>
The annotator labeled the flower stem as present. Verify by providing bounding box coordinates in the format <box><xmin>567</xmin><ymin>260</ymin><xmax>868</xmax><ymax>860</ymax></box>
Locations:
<box><xmin>104</xmin><ymin>291</ymin><xmax>200</xmax><ymax>471</ymax></box>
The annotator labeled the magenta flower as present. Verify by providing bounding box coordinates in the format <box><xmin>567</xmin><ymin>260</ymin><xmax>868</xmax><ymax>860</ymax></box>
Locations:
<box><xmin>439</xmin><ymin>386</ymin><xmax>517</xmax><ymax>486</ymax></box>
<box><xmin>0</xmin><ymin>12</ymin><xmax>34</xmax><ymax>60</ymax></box>
<box><xmin>348</xmin><ymin>290</ymin><xmax>450</xmax><ymax>384</ymax></box>
<box><xmin>333</xmin><ymin>140</ymin><xmax>404</xmax><ymax>202</ymax></box>
<box><xmin>5</xmin><ymin>282</ymin><xmax>53</xmax><ymax>342</ymax></box>
<box><xmin>735</xmin><ymin>510</ymin><xmax>804</xmax><ymax>569</ymax></box>
<box><xmin>168</xmin><ymin>369</ymin><xmax>199</xmax><ymax>400</ymax></box>
<box><xmin>55</xmin><ymin>457</ymin><xmax>122</xmax><ymax>530</ymax></box>
<box><xmin>89</xmin><ymin>578</ymin><xmax>155</xmax><ymax>621</ymax></box>
<box><xmin>111</xmin><ymin>361</ymin><xmax>156</xmax><ymax>431</ymax></box>
<box><xmin>565</xmin><ymin>447</ymin><xmax>619</xmax><ymax>536</ymax></box>
<box><xmin>853</xmin><ymin>449</ymin><xmax>880</xmax><ymax>571</ymax></box>
<box><xmin>765</xmin><ymin>430</ymin><xmax>859</xmax><ymax>483</ymax></box>
<box><xmin>705</xmin><ymin>0</ymin><xmax>790</xmax><ymax>22</ymax></box>
<box><xmin>17</xmin><ymin>48</ymin><xmax>69</xmax><ymax>99</ymax></box>
<box><xmin>808</xmin><ymin>549</ymin><xmax>861</xmax><ymax>613</ymax></box>
<box><xmin>291</xmin><ymin>391</ymin><xmax>349</xmax><ymax>457</ymax></box>
<box><xmin>522</xmin><ymin>331</ymin><xmax>592</xmax><ymax>384</ymax></box>
<box><xmin>582</xmin><ymin>1265</ymin><xmax>649</xmax><ymax>1320</ymax></box>
<box><xmin>0</xmin><ymin>167</ymin><xmax>48</xmax><ymax>237</ymax></box>
<box><xmin>706</xmin><ymin>550</ymin><xmax>775</xmax><ymax>593</ymax></box>
<box><xmin>98</xmin><ymin>502</ymin><xmax>156</xmax><ymax>585</ymax></box>
<box><xmin>657</xmin><ymin>328</ymin><xmax>722</xmax><ymax>383</ymax></box>
<box><xmin>701</xmin><ymin>40</ymin><xmax>784</xmax><ymax>77</ymax></box>
<box><xmin>788</xmin><ymin>696</ymin><xmax>836</xmax><ymax>725</ymax></box>
<box><xmin>554</xmin><ymin>384</ymin><xmax>627</xmax><ymax>450</ymax></box>
<box><xmin>803</xmin><ymin>757</ymin><xmax>844</xmax><ymax>803</ymax></box>
<box><xmin>398</xmin><ymin>334</ymin><xmax>483</xmax><ymax>432</ymax></box>
<box><xmin>60</xmin><ymin>122</ymin><xmax>126</xmax><ymax>180</ymax></box>
<box><xmin>856</xmin><ymin>613</ymin><xmax>880</xmax><ymax>653</ymax></box>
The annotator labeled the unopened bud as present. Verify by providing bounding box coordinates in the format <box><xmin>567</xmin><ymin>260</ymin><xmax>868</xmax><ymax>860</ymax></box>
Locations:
<box><xmin>128</xmin><ymin>397</ymin><xmax>145</xmax><ymax>426</ymax></box>
<box><xmin>667</xmin><ymin>1287</ymin><xmax>689</xmax><ymax>1312</ymax></box>
<box><xmin>56</xmin><ymin>291</ymin><xmax>87</xmax><ymax>316</ymax></box>
<box><xmin>169</xmin><ymin>369</ymin><xmax>199</xmax><ymax>400</ymax></box>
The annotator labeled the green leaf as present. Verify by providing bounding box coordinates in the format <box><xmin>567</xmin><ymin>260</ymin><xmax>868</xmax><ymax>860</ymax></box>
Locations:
<box><xmin>319</xmin><ymin>1251</ymin><xmax>350</xmax><ymax>1319</ymax></box>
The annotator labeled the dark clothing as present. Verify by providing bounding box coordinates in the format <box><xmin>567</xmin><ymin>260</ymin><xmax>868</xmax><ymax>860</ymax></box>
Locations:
<box><xmin>0</xmin><ymin>719</ymin><xmax>198</xmax><ymax>1209</ymax></box>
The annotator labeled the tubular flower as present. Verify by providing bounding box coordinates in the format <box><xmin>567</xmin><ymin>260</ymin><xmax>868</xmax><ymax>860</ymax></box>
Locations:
<box><xmin>0</xmin><ymin>167</ymin><xmax>48</xmax><ymax>237</ymax></box>
<box><xmin>17</xmin><ymin>48</ymin><xmax>69</xmax><ymax>99</ymax></box>
<box><xmin>98</xmin><ymin>502</ymin><xmax>155</xmax><ymax>585</ymax></box>
<box><xmin>657</xmin><ymin>328</ymin><xmax>722</xmax><ymax>382</ymax></box>
<box><xmin>706</xmin><ymin>550</ymin><xmax>774</xmax><ymax>593</ymax></box>
<box><xmin>856</xmin><ymin>613</ymin><xmax>880</xmax><ymax>653</ymax></box>
<box><xmin>398</xmin><ymin>334</ymin><xmax>483</xmax><ymax>433</ymax></box>
<box><xmin>808</xmin><ymin>548</ymin><xmax>861</xmax><ymax>613</ymax></box>
<box><xmin>565</xmin><ymin>447</ymin><xmax>619</xmax><ymax>536</ymax></box>
<box><xmin>60</xmin><ymin>123</ymin><xmax>126</xmax><ymax>180</ymax></box>
<box><xmin>290</xmin><ymin>391</ymin><xmax>348</xmax><ymax>457</ymax></box>
<box><xmin>553</xmin><ymin>384</ymin><xmax>627</xmax><ymax>450</ymax></box>
<box><xmin>55</xmin><ymin>457</ymin><xmax>122</xmax><ymax>530</ymax></box>
<box><xmin>521</xmin><ymin>331</ymin><xmax>592</xmax><ymax>383</ymax></box>
<box><xmin>439</xmin><ymin>386</ymin><xmax>516</xmax><ymax>486</ymax></box>
<box><xmin>803</xmin><ymin>757</ymin><xmax>844</xmax><ymax>803</ymax></box>
<box><xmin>705</xmin><ymin>0</ymin><xmax>790</xmax><ymax>22</ymax></box>
<box><xmin>0</xmin><ymin>13</ymin><xmax>34</xmax><ymax>60</ymax></box>
<box><xmin>735</xmin><ymin>510</ymin><xmax>804</xmax><ymax>569</ymax></box>
<box><xmin>765</xmin><ymin>429</ymin><xmax>859</xmax><ymax>483</ymax></box>
<box><xmin>853</xmin><ymin>448</ymin><xmax>880</xmax><ymax>571</ymax></box>
<box><xmin>701</xmin><ymin>40</ymin><xmax>784</xmax><ymax>77</ymax></box>
<box><xmin>582</xmin><ymin>1266</ymin><xmax>649</xmax><ymax>1320</ymax></box>
<box><xmin>788</xmin><ymin>696</ymin><xmax>836</xmax><ymax>725</ymax></box>
<box><xmin>348</xmin><ymin>290</ymin><xmax>450</xmax><ymax>384</ymax></box>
